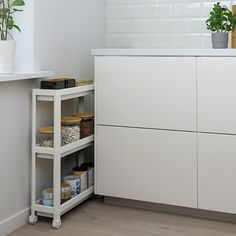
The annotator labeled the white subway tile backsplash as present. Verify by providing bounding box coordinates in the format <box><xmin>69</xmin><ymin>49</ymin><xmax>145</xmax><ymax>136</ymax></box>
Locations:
<box><xmin>133</xmin><ymin>20</ymin><xmax>158</xmax><ymax>33</ymax></box>
<box><xmin>118</xmin><ymin>5</ymin><xmax>148</xmax><ymax>19</ymax></box>
<box><xmin>188</xmin><ymin>18</ymin><xmax>208</xmax><ymax>33</ymax></box>
<box><xmin>157</xmin><ymin>19</ymin><xmax>188</xmax><ymax>33</ymax></box>
<box><xmin>172</xmin><ymin>3</ymin><xmax>201</xmax><ymax>18</ymax></box>
<box><xmin>147</xmin><ymin>4</ymin><xmax>171</xmax><ymax>18</ymax></box>
<box><xmin>107</xmin><ymin>20</ymin><xmax>133</xmax><ymax>33</ymax></box>
<box><xmin>105</xmin><ymin>0</ymin><xmax>233</xmax><ymax>48</ymax></box>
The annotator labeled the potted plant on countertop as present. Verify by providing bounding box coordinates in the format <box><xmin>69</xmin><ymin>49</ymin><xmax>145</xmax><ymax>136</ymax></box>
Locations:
<box><xmin>206</xmin><ymin>2</ymin><xmax>236</xmax><ymax>49</ymax></box>
<box><xmin>0</xmin><ymin>0</ymin><xmax>25</xmax><ymax>74</ymax></box>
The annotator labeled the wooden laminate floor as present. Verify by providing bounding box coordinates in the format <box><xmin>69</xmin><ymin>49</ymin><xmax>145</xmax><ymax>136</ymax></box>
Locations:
<box><xmin>9</xmin><ymin>198</ymin><xmax>236</xmax><ymax>236</ymax></box>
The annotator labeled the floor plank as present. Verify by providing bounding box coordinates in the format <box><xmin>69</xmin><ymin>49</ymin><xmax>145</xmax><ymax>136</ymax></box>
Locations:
<box><xmin>9</xmin><ymin>198</ymin><xmax>236</xmax><ymax>236</ymax></box>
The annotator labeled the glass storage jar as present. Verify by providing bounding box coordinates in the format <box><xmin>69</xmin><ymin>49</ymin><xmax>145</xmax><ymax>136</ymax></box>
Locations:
<box><xmin>61</xmin><ymin>183</ymin><xmax>71</xmax><ymax>204</ymax></box>
<box><xmin>76</xmin><ymin>112</ymin><xmax>94</xmax><ymax>139</ymax></box>
<box><xmin>42</xmin><ymin>188</ymin><xmax>53</xmax><ymax>206</ymax></box>
<box><xmin>38</xmin><ymin>127</ymin><xmax>64</xmax><ymax>147</ymax></box>
<box><xmin>61</xmin><ymin>117</ymin><xmax>82</xmax><ymax>145</ymax></box>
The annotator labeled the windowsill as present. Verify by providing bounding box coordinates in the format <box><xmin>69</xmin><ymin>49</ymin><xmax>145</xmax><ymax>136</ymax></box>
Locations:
<box><xmin>0</xmin><ymin>71</ymin><xmax>54</xmax><ymax>82</ymax></box>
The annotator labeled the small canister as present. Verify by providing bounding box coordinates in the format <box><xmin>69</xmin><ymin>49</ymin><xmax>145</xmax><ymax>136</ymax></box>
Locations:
<box><xmin>42</xmin><ymin>188</ymin><xmax>53</xmax><ymax>206</ymax></box>
<box><xmin>39</xmin><ymin>127</ymin><xmax>64</xmax><ymax>147</ymax></box>
<box><xmin>73</xmin><ymin>166</ymin><xmax>88</xmax><ymax>192</ymax></box>
<box><xmin>61</xmin><ymin>117</ymin><xmax>82</xmax><ymax>145</ymax></box>
<box><xmin>80</xmin><ymin>163</ymin><xmax>94</xmax><ymax>188</ymax></box>
<box><xmin>61</xmin><ymin>183</ymin><xmax>71</xmax><ymax>204</ymax></box>
<box><xmin>75</xmin><ymin>112</ymin><xmax>94</xmax><ymax>139</ymax></box>
<box><xmin>64</xmin><ymin>175</ymin><xmax>80</xmax><ymax>197</ymax></box>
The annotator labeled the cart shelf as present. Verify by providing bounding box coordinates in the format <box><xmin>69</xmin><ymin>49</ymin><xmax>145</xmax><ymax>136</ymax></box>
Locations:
<box><xmin>35</xmin><ymin>135</ymin><xmax>94</xmax><ymax>159</ymax></box>
<box><xmin>35</xmin><ymin>84</ymin><xmax>94</xmax><ymax>101</ymax></box>
<box><xmin>30</xmin><ymin>84</ymin><xmax>95</xmax><ymax>229</ymax></box>
<box><xmin>35</xmin><ymin>186</ymin><xmax>94</xmax><ymax>218</ymax></box>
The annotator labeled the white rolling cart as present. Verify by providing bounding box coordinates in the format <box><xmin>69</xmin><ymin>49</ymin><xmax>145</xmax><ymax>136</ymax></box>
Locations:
<box><xmin>29</xmin><ymin>84</ymin><xmax>94</xmax><ymax>229</ymax></box>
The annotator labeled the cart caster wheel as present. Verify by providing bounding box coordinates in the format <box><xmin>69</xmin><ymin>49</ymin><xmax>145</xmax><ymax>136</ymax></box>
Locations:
<box><xmin>29</xmin><ymin>215</ymin><xmax>38</xmax><ymax>225</ymax></box>
<box><xmin>52</xmin><ymin>219</ymin><xmax>61</xmax><ymax>229</ymax></box>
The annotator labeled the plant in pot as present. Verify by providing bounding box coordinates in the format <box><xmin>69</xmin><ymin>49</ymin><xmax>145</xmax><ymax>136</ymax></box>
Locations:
<box><xmin>206</xmin><ymin>2</ymin><xmax>236</xmax><ymax>49</ymax></box>
<box><xmin>0</xmin><ymin>0</ymin><xmax>25</xmax><ymax>74</ymax></box>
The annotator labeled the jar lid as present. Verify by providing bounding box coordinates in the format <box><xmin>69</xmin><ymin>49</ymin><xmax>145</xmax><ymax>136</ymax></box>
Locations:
<box><xmin>61</xmin><ymin>117</ymin><xmax>82</xmax><ymax>125</ymax></box>
<box><xmin>42</xmin><ymin>188</ymin><xmax>53</xmax><ymax>199</ymax></box>
<box><xmin>80</xmin><ymin>162</ymin><xmax>94</xmax><ymax>169</ymax></box>
<box><xmin>39</xmin><ymin>127</ymin><xmax>65</xmax><ymax>134</ymax></box>
<box><xmin>76</xmin><ymin>112</ymin><xmax>94</xmax><ymax>120</ymax></box>
<box><xmin>73</xmin><ymin>166</ymin><xmax>88</xmax><ymax>172</ymax></box>
<box><xmin>61</xmin><ymin>183</ymin><xmax>71</xmax><ymax>192</ymax></box>
<box><xmin>64</xmin><ymin>175</ymin><xmax>80</xmax><ymax>181</ymax></box>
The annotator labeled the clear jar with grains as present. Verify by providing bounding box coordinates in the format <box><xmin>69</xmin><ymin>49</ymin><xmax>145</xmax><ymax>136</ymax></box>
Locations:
<box><xmin>38</xmin><ymin>127</ymin><xmax>64</xmax><ymax>147</ymax></box>
<box><xmin>61</xmin><ymin>117</ymin><xmax>82</xmax><ymax>145</ymax></box>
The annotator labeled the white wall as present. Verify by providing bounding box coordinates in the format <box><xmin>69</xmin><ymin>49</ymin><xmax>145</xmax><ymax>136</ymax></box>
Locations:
<box><xmin>34</xmin><ymin>0</ymin><xmax>105</xmax><ymax>79</ymax></box>
<box><xmin>13</xmin><ymin>0</ymin><xmax>34</xmax><ymax>72</ymax></box>
<box><xmin>106</xmin><ymin>0</ymin><xmax>233</xmax><ymax>48</ymax></box>
<box><xmin>0</xmin><ymin>1</ymin><xmax>105</xmax><ymax>235</ymax></box>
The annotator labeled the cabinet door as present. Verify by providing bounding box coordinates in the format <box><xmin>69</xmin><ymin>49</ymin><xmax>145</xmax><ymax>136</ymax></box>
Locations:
<box><xmin>96</xmin><ymin>125</ymin><xmax>197</xmax><ymax>208</ymax></box>
<box><xmin>198</xmin><ymin>133</ymin><xmax>236</xmax><ymax>214</ymax></box>
<box><xmin>198</xmin><ymin>57</ymin><xmax>236</xmax><ymax>134</ymax></box>
<box><xmin>95</xmin><ymin>56</ymin><xmax>196</xmax><ymax>131</ymax></box>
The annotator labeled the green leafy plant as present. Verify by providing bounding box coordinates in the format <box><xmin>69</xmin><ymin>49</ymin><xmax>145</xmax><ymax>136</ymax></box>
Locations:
<box><xmin>206</xmin><ymin>2</ymin><xmax>236</xmax><ymax>32</ymax></box>
<box><xmin>0</xmin><ymin>0</ymin><xmax>25</xmax><ymax>40</ymax></box>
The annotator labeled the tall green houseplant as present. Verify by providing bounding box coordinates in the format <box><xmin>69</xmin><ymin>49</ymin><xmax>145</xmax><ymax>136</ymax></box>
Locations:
<box><xmin>0</xmin><ymin>0</ymin><xmax>25</xmax><ymax>40</ymax></box>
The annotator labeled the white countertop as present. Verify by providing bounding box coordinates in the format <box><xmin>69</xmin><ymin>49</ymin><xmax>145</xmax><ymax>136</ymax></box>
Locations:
<box><xmin>0</xmin><ymin>71</ymin><xmax>54</xmax><ymax>82</ymax></box>
<box><xmin>92</xmin><ymin>48</ymin><xmax>236</xmax><ymax>57</ymax></box>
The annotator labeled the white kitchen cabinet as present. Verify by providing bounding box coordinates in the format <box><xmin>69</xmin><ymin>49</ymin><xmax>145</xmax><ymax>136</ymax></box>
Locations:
<box><xmin>94</xmin><ymin>51</ymin><xmax>236</xmax><ymax>218</ymax></box>
<box><xmin>96</xmin><ymin>56</ymin><xmax>197</xmax><ymax>131</ymax></box>
<box><xmin>198</xmin><ymin>57</ymin><xmax>236</xmax><ymax>134</ymax></box>
<box><xmin>96</xmin><ymin>125</ymin><xmax>197</xmax><ymax>208</ymax></box>
<box><xmin>198</xmin><ymin>133</ymin><xmax>236</xmax><ymax>214</ymax></box>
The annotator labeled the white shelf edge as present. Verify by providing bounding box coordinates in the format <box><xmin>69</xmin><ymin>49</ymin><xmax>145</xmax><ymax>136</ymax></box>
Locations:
<box><xmin>0</xmin><ymin>71</ymin><xmax>54</xmax><ymax>82</ymax></box>
<box><xmin>34</xmin><ymin>135</ymin><xmax>94</xmax><ymax>159</ymax></box>
<box><xmin>35</xmin><ymin>84</ymin><xmax>94</xmax><ymax>101</ymax></box>
<box><xmin>35</xmin><ymin>186</ymin><xmax>94</xmax><ymax>217</ymax></box>
<box><xmin>60</xmin><ymin>186</ymin><xmax>94</xmax><ymax>215</ymax></box>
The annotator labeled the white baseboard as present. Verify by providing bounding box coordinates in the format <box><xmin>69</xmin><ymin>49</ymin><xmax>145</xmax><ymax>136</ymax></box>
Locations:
<box><xmin>0</xmin><ymin>208</ymin><xmax>30</xmax><ymax>236</ymax></box>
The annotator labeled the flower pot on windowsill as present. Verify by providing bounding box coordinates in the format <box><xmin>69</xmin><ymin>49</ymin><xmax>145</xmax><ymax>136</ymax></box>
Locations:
<box><xmin>211</xmin><ymin>32</ymin><xmax>229</xmax><ymax>49</ymax></box>
<box><xmin>0</xmin><ymin>40</ymin><xmax>16</xmax><ymax>74</ymax></box>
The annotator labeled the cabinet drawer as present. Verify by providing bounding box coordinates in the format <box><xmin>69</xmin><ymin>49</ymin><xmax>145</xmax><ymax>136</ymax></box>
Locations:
<box><xmin>198</xmin><ymin>57</ymin><xmax>236</xmax><ymax>134</ymax></box>
<box><xmin>198</xmin><ymin>133</ymin><xmax>236</xmax><ymax>214</ymax></box>
<box><xmin>95</xmin><ymin>56</ymin><xmax>197</xmax><ymax>131</ymax></box>
<box><xmin>96</xmin><ymin>125</ymin><xmax>197</xmax><ymax>208</ymax></box>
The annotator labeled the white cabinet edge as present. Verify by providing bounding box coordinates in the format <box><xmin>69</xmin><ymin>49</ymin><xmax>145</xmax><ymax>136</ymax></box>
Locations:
<box><xmin>91</xmin><ymin>48</ymin><xmax>236</xmax><ymax>57</ymax></box>
<box><xmin>0</xmin><ymin>71</ymin><xmax>54</xmax><ymax>82</ymax></box>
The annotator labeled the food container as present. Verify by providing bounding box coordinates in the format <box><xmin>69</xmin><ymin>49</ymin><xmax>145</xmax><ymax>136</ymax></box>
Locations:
<box><xmin>80</xmin><ymin>163</ymin><xmax>94</xmax><ymax>188</ymax></box>
<box><xmin>38</xmin><ymin>127</ymin><xmax>64</xmax><ymax>147</ymax></box>
<box><xmin>76</xmin><ymin>112</ymin><xmax>94</xmax><ymax>138</ymax></box>
<box><xmin>42</xmin><ymin>188</ymin><xmax>53</xmax><ymax>206</ymax></box>
<box><xmin>64</xmin><ymin>78</ymin><xmax>76</xmax><ymax>88</ymax></box>
<box><xmin>61</xmin><ymin>183</ymin><xmax>71</xmax><ymax>204</ymax></box>
<box><xmin>64</xmin><ymin>175</ymin><xmax>80</xmax><ymax>197</ymax></box>
<box><xmin>73</xmin><ymin>166</ymin><xmax>88</xmax><ymax>192</ymax></box>
<box><xmin>76</xmin><ymin>80</ymin><xmax>87</xmax><ymax>87</ymax></box>
<box><xmin>76</xmin><ymin>80</ymin><xmax>93</xmax><ymax>87</ymax></box>
<box><xmin>41</xmin><ymin>78</ymin><xmax>65</xmax><ymax>90</ymax></box>
<box><xmin>42</xmin><ymin>183</ymin><xmax>72</xmax><ymax>206</ymax></box>
<box><xmin>61</xmin><ymin>117</ymin><xmax>82</xmax><ymax>145</ymax></box>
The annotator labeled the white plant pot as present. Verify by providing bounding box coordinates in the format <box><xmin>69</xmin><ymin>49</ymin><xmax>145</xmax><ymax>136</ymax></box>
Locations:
<box><xmin>0</xmin><ymin>40</ymin><xmax>16</xmax><ymax>74</ymax></box>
